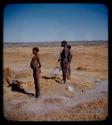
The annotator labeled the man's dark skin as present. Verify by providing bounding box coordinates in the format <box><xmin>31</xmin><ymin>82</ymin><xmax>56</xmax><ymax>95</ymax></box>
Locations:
<box><xmin>30</xmin><ymin>47</ymin><xmax>41</xmax><ymax>98</ymax></box>
<box><xmin>67</xmin><ymin>45</ymin><xmax>72</xmax><ymax>80</ymax></box>
<box><xmin>58</xmin><ymin>41</ymin><xmax>68</xmax><ymax>83</ymax></box>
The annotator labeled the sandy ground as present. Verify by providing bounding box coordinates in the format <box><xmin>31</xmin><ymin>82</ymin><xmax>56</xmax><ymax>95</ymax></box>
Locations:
<box><xmin>3</xmin><ymin>43</ymin><xmax>108</xmax><ymax>121</ymax></box>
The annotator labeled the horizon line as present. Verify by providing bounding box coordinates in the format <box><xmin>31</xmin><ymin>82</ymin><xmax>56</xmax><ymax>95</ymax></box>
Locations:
<box><xmin>4</xmin><ymin>40</ymin><xmax>108</xmax><ymax>44</ymax></box>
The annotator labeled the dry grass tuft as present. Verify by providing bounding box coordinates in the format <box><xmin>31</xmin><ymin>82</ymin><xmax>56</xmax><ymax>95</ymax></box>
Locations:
<box><xmin>76</xmin><ymin>66</ymin><xmax>87</xmax><ymax>71</ymax></box>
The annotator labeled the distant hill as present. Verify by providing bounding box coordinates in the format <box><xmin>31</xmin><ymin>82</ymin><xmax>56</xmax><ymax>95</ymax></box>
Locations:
<box><xmin>4</xmin><ymin>40</ymin><xmax>108</xmax><ymax>48</ymax></box>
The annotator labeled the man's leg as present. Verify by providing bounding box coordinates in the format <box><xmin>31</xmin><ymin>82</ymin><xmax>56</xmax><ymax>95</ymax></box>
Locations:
<box><xmin>60</xmin><ymin>63</ymin><xmax>64</xmax><ymax>81</ymax></box>
<box><xmin>63</xmin><ymin>64</ymin><xmax>68</xmax><ymax>83</ymax></box>
<box><xmin>33</xmin><ymin>69</ymin><xmax>40</xmax><ymax>98</ymax></box>
<box><xmin>63</xmin><ymin>70</ymin><xmax>66</xmax><ymax>83</ymax></box>
<box><xmin>61</xmin><ymin>63</ymin><xmax>66</xmax><ymax>83</ymax></box>
<box><xmin>69</xmin><ymin>65</ymin><xmax>71</xmax><ymax>79</ymax></box>
<box><xmin>34</xmin><ymin>80</ymin><xmax>40</xmax><ymax>98</ymax></box>
<box><xmin>67</xmin><ymin>64</ymin><xmax>71</xmax><ymax>80</ymax></box>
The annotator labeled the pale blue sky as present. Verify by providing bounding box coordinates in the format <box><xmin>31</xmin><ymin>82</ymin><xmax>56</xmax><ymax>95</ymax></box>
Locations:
<box><xmin>3</xmin><ymin>3</ymin><xmax>108</xmax><ymax>43</ymax></box>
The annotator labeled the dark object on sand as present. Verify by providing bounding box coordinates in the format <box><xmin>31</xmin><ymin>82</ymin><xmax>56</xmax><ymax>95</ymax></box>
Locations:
<box><xmin>76</xmin><ymin>66</ymin><xmax>86</xmax><ymax>71</ymax></box>
<box><xmin>7</xmin><ymin>78</ymin><xmax>26</xmax><ymax>93</ymax></box>
<box><xmin>9</xmin><ymin>80</ymin><xmax>25</xmax><ymax>92</ymax></box>
<box><xmin>6</xmin><ymin>77</ymin><xmax>34</xmax><ymax>96</ymax></box>
<box><xmin>82</xmin><ymin>90</ymin><xmax>84</xmax><ymax>93</ymax></box>
<box><xmin>42</xmin><ymin>75</ymin><xmax>62</xmax><ymax>84</ymax></box>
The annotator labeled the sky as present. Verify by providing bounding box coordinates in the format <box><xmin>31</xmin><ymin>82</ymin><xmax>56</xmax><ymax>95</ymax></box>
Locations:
<box><xmin>3</xmin><ymin>3</ymin><xmax>108</xmax><ymax>43</ymax></box>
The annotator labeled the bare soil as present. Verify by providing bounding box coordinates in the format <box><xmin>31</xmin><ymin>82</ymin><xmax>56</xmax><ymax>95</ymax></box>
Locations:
<box><xmin>3</xmin><ymin>43</ymin><xmax>108</xmax><ymax>121</ymax></box>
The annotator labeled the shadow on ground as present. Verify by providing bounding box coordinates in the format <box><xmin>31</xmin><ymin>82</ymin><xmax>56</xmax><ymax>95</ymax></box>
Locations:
<box><xmin>42</xmin><ymin>75</ymin><xmax>63</xmax><ymax>84</ymax></box>
<box><xmin>6</xmin><ymin>78</ymin><xmax>34</xmax><ymax>97</ymax></box>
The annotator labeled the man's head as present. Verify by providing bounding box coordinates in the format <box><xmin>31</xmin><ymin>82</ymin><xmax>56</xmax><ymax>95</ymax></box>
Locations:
<box><xmin>32</xmin><ymin>47</ymin><xmax>39</xmax><ymax>54</ymax></box>
<box><xmin>67</xmin><ymin>45</ymin><xmax>71</xmax><ymax>50</ymax></box>
<box><xmin>61</xmin><ymin>40</ymin><xmax>67</xmax><ymax>47</ymax></box>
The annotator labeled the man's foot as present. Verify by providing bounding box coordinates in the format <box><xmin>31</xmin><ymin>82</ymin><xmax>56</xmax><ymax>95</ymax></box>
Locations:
<box><xmin>35</xmin><ymin>94</ymin><xmax>38</xmax><ymax>98</ymax></box>
<box><xmin>35</xmin><ymin>94</ymin><xmax>40</xmax><ymax>98</ymax></box>
<box><xmin>35</xmin><ymin>95</ymin><xmax>38</xmax><ymax>98</ymax></box>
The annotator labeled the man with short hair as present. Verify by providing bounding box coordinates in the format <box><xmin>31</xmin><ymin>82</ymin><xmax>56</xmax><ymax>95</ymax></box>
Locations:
<box><xmin>67</xmin><ymin>45</ymin><xmax>72</xmax><ymax>80</ymax></box>
<box><xmin>30</xmin><ymin>47</ymin><xmax>41</xmax><ymax>98</ymax></box>
<box><xmin>58</xmin><ymin>40</ymin><xmax>69</xmax><ymax>83</ymax></box>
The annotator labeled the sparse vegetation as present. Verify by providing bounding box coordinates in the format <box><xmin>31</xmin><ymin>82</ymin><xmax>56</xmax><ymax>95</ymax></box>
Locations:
<box><xmin>3</xmin><ymin>42</ymin><xmax>108</xmax><ymax>121</ymax></box>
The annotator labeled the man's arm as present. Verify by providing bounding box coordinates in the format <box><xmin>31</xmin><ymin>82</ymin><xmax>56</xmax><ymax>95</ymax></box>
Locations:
<box><xmin>64</xmin><ymin>45</ymin><xmax>68</xmax><ymax>63</ymax></box>
<box><xmin>68</xmin><ymin>50</ymin><xmax>72</xmax><ymax>62</ymax></box>
<box><xmin>36</xmin><ymin>54</ymin><xmax>41</xmax><ymax>68</ymax></box>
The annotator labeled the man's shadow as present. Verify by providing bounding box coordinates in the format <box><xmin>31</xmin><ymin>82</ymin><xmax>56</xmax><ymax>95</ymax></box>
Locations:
<box><xmin>6</xmin><ymin>78</ymin><xmax>34</xmax><ymax>97</ymax></box>
<box><xmin>42</xmin><ymin>75</ymin><xmax>63</xmax><ymax>84</ymax></box>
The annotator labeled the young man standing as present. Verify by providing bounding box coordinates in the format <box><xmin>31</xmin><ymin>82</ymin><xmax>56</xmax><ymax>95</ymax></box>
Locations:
<box><xmin>67</xmin><ymin>45</ymin><xmax>72</xmax><ymax>80</ymax></box>
<box><xmin>30</xmin><ymin>47</ymin><xmax>41</xmax><ymax>98</ymax></box>
<box><xmin>58</xmin><ymin>40</ymin><xmax>69</xmax><ymax>84</ymax></box>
